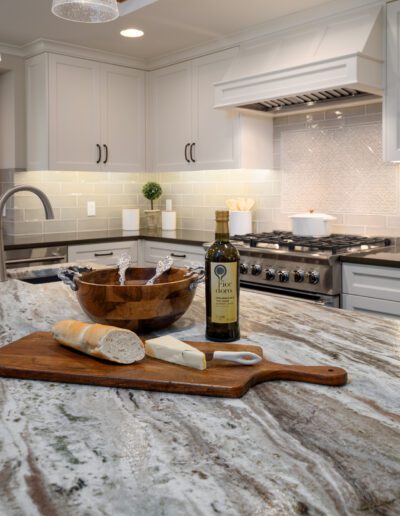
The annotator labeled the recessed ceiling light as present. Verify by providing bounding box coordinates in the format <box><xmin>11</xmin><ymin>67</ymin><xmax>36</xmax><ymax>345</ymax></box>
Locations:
<box><xmin>120</xmin><ymin>28</ymin><xmax>144</xmax><ymax>38</ymax></box>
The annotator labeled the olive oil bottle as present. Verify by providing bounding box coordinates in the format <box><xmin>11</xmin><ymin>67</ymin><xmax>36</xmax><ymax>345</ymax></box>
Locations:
<box><xmin>205</xmin><ymin>210</ymin><xmax>240</xmax><ymax>342</ymax></box>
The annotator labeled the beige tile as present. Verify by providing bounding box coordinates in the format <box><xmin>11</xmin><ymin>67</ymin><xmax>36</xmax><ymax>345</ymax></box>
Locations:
<box><xmin>77</xmin><ymin>171</ymin><xmax>108</xmax><ymax>183</ymax></box>
<box><xmin>325</xmin><ymin>105</ymin><xmax>365</xmax><ymax>119</ymax></box>
<box><xmin>387</xmin><ymin>216</ymin><xmax>400</xmax><ymax>228</ymax></box>
<box><xmin>343</xmin><ymin>214</ymin><xmax>387</xmax><ymax>227</ymax></box>
<box><xmin>107</xmin><ymin>194</ymin><xmax>139</xmax><ymax>207</ymax></box>
<box><xmin>12</xmin><ymin>221</ymin><xmax>44</xmax><ymax>235</ymax></box>
<box><xmin>25</xmin><ymin>207</ymin><xmax>61</xmax><ymax>221</ymax></box>
<box><xmin>77</xmin><ymin>218</ymin><xmax>109</xmax><ymax>231</ymax></box>
<box><xmin>43</xmin><ymin>171</ymin><xmax>79</xmax><ymax>182</ymax></box>
<box><xmin>94</xmin><ymin>182</ymin><xmax>124</xmax><ymax>195</ymax></box>
<box><xmin>61</xmin><ymin>182</ymin><xmax>95</xmax><ymax>195</ymax></box>
<box><xmin>6</xmin><ymin>208</ymin><xmax>24</xmax><ymax>221</ymax></box>
<box><xmin>49</xmin><ymin>195</ymin><xmax>79</xmax><ymax>208</ymax></box>
<box><xmin>108</xmin><ymin>217</ymin><xmax>123</xmax><ymax>230</ymax></box>
<box><xmin>13</xmin><ymin>195</ymin><xmax>44</xmax><ymax>210</ymax></box>
<box><xmin>366</xmin><ymin>102</ymin><xmax>382</xmax><ymax>114</ymax></box>
<box><xmin>43</xmin><ymin>219</ymin><xmax>77</xmax><ymax>233</ymax></box>
<box><xmin>15</xmin><ymin>170</ymin><xmax>44</xmax><ymax>183</ymax></box>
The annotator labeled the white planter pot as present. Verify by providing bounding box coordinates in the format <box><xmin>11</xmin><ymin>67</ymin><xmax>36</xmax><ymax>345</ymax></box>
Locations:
<box><xmin>289</xmin><ymin>212</ymin><xmax>336</xmax><ymax>237</ymax></box>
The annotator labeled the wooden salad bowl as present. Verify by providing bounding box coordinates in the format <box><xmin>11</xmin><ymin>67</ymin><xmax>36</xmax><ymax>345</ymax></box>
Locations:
<box><xmin>67</xmin><ymin>267</ymin><xmax>203</xmax><ymax>333</ymax></box>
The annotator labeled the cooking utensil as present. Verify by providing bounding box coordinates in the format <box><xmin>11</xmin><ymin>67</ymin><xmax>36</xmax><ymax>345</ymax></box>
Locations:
<box><xmin>146</xmin><ymin>255</ymin><xmax>173</xmax><ymax>285</ymax></box>
<box><xmin>245</xmin><ymin>198</ymin><xmax>255</xmax><ymax>211</ymax></box>
<box><xmin>237</xmin><ymin>197</ymin><xmax>247</xmax><ymax>211</ymax></box>
<box><xmin>0</xmin><ymin>333</ymin><xmax>348</xmax><ymax>398</ymax></box>
<box><xmin>289</xmin><ymin>210</ymin><xmax>336</xmax><ymax>237</ymax></box>
<box><xmin>225</xmin><ymin>198</ymin><xmax>238</xmax><ymax>211</ymax></box>
<box><xmin>184</xmin><ymin>350</ymin><xmax>262</xmax><ymax>365</ymax></box>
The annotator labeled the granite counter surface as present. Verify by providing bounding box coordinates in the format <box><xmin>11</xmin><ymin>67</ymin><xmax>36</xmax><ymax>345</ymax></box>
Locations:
<box><xmin>0</xmin><ymin>280</ymin><xmax>399</xmax><ymax>516</ymax></box>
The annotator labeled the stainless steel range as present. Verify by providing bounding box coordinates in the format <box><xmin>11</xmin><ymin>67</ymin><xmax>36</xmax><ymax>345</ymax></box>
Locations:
<box><xmin>206</xmin><ymin>232</ymin><xmax>392</xmax><ymax>307</ymax></box>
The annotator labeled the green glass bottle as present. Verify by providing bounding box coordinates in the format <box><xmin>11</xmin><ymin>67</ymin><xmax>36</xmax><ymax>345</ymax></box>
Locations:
<box><xmin>205</xmin><ymin>210</ymin><xmax>240</xmax><ymax>342</ymax></box>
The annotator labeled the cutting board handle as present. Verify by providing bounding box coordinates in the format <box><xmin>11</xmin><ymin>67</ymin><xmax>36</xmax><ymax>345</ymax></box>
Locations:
<box><xmin>260</xmin><ymin>363</ymin><xmax>347</xmax><ymax>386</ymax></box>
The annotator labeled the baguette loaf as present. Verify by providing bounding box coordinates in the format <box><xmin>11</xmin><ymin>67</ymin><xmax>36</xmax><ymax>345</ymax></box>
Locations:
<box><xmin>51</xmin><ymin>320</ymin><xmax>145</xmax><ymax>364</ymax></box>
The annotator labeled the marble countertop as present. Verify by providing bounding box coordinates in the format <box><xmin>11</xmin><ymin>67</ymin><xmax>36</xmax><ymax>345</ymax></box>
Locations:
<box><xmin>0</xmin><ymin>280</ymin><xmax>399</xmax><ymax>515</ymax></box>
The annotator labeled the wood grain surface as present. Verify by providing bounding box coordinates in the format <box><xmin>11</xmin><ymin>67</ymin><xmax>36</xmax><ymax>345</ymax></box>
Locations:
<box><xmin>0</xmin><ymin>332</ymin><xmax>347</xmax><ymax>397</ymax></box>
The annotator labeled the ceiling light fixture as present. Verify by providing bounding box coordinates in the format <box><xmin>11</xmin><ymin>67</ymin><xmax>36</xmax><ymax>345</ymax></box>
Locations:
<box><xmin>51</xmin><ymin>0</ymin><xmax>119</xmax><ymax>23</ymax></box>
<box><xmin>120</xmin><ymin>28</ymin><xmax>144</xmax><ymax>38</ymax></box>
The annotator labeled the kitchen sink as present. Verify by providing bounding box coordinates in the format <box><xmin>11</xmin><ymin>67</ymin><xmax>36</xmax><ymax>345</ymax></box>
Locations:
<box><xmin>10</xmin><ymin>266</ymin><xmax>92</xmax><ymax>285</ymax></box>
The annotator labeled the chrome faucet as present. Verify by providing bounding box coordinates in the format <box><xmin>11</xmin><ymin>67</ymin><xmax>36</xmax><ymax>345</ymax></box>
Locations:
<box><xmin>0</xmin><ymin>185</ymin><xmax>55</xmax><ymax>282</ymax></box>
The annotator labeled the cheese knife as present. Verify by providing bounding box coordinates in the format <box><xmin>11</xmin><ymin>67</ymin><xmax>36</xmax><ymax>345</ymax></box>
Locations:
<box><xmin>183</xmin><ymin>350</ymin><xmax>262</xmax><ymax>366</ymax></box>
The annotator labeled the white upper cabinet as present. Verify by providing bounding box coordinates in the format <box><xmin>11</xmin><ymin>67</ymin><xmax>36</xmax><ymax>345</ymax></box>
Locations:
<box><xmin>147</xmin><ymin>48</ymin><xmax>272</xmax><ymax>171</ymax></box>
<box><xmin>26</xmin><ymin>53</ymin><xmax>145</xmax><ymax>171</ymax></box>
<box><xmin>147</xmin><ymin>61</ymin><xmax>192</xmax><ymax>171</ymax></box>
<box><xmin>384</xmin><ymin>0</ymin><xmax>400</xmax><ymax>162</ymax></box>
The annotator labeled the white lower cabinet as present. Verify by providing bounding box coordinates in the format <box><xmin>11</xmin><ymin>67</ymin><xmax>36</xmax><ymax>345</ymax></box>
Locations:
<box><xmin>142</xmin><ymin>240</ymin><xmax>204</xmax><ymax>268</ymax></box>
<box><xmin>342</xmin><ymin>263</ymin><xmax>400</xmax><ymax>318</ymax></box>
<box><xmin>68</xmin><ymin>241</ymin><xmax>138</xmax><ymax>266</ymax></box>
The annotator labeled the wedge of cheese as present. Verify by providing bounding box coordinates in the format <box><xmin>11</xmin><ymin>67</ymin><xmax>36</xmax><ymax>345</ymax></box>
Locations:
<box><xmin>144</xmin><ymin>335</ymin><xmax>207</xmax><ymax>370</ymax></box>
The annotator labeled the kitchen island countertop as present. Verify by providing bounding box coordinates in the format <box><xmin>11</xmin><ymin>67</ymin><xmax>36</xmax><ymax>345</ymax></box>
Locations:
<box><xmin>0</xmin><ymin>280</ymin><xmax>399</xmax><ymax>516</ymax></box>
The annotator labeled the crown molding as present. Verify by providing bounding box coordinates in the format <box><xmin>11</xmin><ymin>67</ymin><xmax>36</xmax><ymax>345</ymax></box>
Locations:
<box><xmin>0</xmin><ymin>43</ymin><xmax>25</xmax><ymax>57</ymax></box>
<box><xmin>22</xmin><ymin>39</ymin><xmax>147</xmax><ymax>69</ymax></box>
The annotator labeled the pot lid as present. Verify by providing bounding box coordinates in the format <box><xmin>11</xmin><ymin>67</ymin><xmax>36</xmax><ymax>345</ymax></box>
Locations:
<box><xmin>289</xmin><ymin>211</ymin><xmax>336</xmax><ymax>221</ymax></box>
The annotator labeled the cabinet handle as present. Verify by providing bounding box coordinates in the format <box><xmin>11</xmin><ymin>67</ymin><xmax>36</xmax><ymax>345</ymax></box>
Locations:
<box><xmin>94</xmin><ymin>252</ymin><xmax>114</xmax><ymax>257</ymax></box>
<box><xmin>171</xmin><ymin>253</ymin><xmax>187</xmax><ymax>258</ymax></box>
<box><xmin>190</xmin><ymin>142</ymin><xmax>196</xmax><ymax>163</ymax></box>
<box><xmin>184</xmin><ymin>143</ymin><xmax>190</xmax><ymax>163</ymax></box>
<box><xmin>103</xmin><ymin>144</ymin><xmax>108</xmax><ymax>164</ymax></box>
<box><xmin>96</xmin><ymin>144</ymin><xmax>101</xmax><ymax>164</ymax></box>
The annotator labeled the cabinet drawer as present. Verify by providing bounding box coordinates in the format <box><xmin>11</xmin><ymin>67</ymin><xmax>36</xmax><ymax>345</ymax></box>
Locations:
<box><xmin>68</xmin><ymin>241</ymin><xmax>138</xmax><ymax>265</ymax></box>
<box><xmin>342</xmin><ymin>294</ymin><xmax>400</xmax><ymax>319</ymax></box>
<box><xmin>143</xmin><ymin>240</ymin><xmax>204</xmax><ymax>267</ymax></box>
<box><xmin>342</xmin><ymin>263</ymin><xmax>400</xmax><ymax>302</ymax></box>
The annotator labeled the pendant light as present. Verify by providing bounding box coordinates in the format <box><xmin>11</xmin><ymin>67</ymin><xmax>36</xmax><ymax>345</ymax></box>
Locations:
<box><xmin>52</xmin><ymin>0</ymin><xmax>119</xmax><ymax>23</ymax></box>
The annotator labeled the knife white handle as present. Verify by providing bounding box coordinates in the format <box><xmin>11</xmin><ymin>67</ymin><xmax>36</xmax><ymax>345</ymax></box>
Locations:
<box><xmin>212</xmin><ymin>351</ymin><xmax>262</xmax><ymax>365</ymax></box>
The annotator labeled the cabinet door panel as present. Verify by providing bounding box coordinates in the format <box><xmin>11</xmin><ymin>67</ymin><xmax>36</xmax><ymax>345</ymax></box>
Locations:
<box><xmin>384</xmin><ymin>1</ymin><xmax>400</xmax><ymax>161</ymax></box>
<box><xmin>342</xmin><ymin>294</ymin><xmax>400</xmax><ymax>319</ymax></box>
<box><xmin>148</xmin><ymin>62</ymin><xmax>192</xmax><ymax>171</ymax></box>
<box><xmin>101</xmin><ymin>64</ymin><xmax>145</xmax><ymax>172</ymax></box>
<box><xmin>192</xmin><ymin>48</ymin><xmax>239</xmax><ymax>169</ymax></box>
<box><xmin>49</xmin><ymin>55</ymin><xmax>101</xmax><ymax>171</ymax></box>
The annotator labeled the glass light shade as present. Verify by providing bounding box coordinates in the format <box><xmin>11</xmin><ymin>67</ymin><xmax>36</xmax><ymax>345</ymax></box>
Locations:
<box><xmin>52</xmin><ymin>0</ymin><xmax>119</xmax><ymax>23</ymax></box>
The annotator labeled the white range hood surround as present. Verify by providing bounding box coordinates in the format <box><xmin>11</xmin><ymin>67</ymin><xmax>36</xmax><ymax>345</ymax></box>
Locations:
<box><xmin>214</xmin><ymin>5</ymin><xmax>384</xmax><ymax>113</ymax></box>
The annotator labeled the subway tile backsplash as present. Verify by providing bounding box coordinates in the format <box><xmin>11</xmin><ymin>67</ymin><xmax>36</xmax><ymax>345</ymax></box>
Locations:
<box><xmin>2</xmin><ymin>102</ymin><xmax>400</xmax><ymax>237</ymax></box>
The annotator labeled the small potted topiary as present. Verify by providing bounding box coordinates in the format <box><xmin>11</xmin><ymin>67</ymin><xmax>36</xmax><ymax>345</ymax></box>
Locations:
<box><xmin>142</xmin><ymin>181</ymin><xmax>162</xmax><ymax>229</ymax></box>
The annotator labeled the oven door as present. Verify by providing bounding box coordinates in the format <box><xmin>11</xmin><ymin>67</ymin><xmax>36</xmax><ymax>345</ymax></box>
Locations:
<box><xmin>240</xmin><ymin>281</ymin><xmax>340</xmax><ymax>308</ymax></box>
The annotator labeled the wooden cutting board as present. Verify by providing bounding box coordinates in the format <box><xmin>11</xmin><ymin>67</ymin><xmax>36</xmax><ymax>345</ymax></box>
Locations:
<box><xmin>0</xmin><ymin>332</ymin><xmax>347</xmax><ymax>398</ymax></box>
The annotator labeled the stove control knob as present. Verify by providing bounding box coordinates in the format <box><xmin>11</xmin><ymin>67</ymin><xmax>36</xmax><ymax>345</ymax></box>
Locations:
<box><xmin>293</xmin><ymin>269</ymin><xmax>305</xmax><ymax>283</ymax></box>
<box><xmin>240</xmin><ymin>263</ymin><xmax>249</xmax><ymax>274</ymax></box>
<box><xmin>265</xmin><ymin>268</ymin><xmax>276</xmax><ymax>281</ymax></box>
<box><xmin>277</xmin><ymin>270</ymin><xmax>289</xmax><ymax>283</ymax></box>
<box><xmin>251</xmin><ymin>264</ymin><xmax>262</xmax><ymax>276</ymax></box>
<box><xmin>309</xmin><ymin>270</ymin><xmax>320</xmax><ymax>285</ymax></box>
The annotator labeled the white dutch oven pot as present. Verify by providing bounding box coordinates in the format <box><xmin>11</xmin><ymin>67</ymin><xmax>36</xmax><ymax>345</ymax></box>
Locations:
<box><xmin>289</xmin><ymin>211</ymin><xmax>336</xmax><ymax>237</ymax></box>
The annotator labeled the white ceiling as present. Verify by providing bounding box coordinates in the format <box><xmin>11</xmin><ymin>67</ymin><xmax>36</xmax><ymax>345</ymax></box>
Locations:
<box><xmin>0</xmin><ymin>0</ymin><xmax>336</xmax><ymax>61</ymax></box>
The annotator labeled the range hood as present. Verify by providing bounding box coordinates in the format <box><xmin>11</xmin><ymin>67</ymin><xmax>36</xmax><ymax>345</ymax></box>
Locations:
<box><xmin>214</xmin><ymin>5</ymin><xmax>383</xmax><ymax>114</ymax></box>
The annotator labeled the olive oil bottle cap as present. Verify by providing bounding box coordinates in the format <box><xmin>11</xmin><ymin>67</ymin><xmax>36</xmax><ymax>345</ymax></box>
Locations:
<box><xmin>215</xmin><ymin>210</ymin><xmax>229</xmax><ymax>221</ymax></box>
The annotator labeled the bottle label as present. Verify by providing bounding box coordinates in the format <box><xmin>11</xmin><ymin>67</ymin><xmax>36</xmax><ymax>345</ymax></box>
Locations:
<box><xmin>210</xmin><ymin>262</ymin><xmax>238</xmax><ymax>324</ymax></box>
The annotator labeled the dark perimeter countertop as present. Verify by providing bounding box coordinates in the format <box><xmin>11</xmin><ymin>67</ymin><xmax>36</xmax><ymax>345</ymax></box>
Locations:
<box><xmin>4</xmin><ymin>228</ymin><xmax>214</xmax><ymax>250</ymax></box>
<box><xmin>340</xmin><ymin>244</ymin><xmax>400</xmax><ymax>268</ymax></box>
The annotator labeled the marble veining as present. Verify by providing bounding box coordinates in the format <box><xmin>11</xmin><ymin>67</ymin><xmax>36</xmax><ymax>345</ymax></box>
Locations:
<box><xmin>0</xmin><ymin>280</ymin><xmax>399</xmax><ymax>515</ymax></box>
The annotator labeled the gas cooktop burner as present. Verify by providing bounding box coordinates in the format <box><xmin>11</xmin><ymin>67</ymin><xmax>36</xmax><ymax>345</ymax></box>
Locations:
<box><xmin>230</xmin><ymin>231</ymin><xmax>391</xmax><ymax>255</ymax></box>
